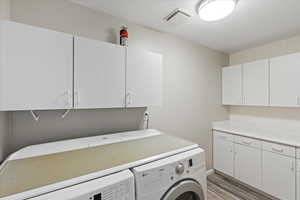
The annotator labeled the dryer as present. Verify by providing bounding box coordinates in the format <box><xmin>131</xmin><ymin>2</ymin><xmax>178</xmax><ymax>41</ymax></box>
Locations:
<box><xmin>132</xmin><ymin>148</ymin><xmax>207</xmax><ymax>200</ymax></box>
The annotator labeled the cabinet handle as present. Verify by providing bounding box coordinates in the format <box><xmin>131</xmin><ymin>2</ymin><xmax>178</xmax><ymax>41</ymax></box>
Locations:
<box><xmin>271</xmin><ymin>147</ymin><xmax>284</xmax><ymax>153</ymax></box>
<box><xmin>291</xmin><ymin>160</ymin><xmax>295</xmax><ymax>172</ymax></box>
<box><xmin>74</xmin><ymin>91</ymin><xmax>80</xmax><ymax>106</ymax></box>
<box><xmin>126</xmin><ymin>92</ymin><xmax>132</xmax><ymax>107</ymax></box>
<box><xmin>67</xmin><ymin>90</ymin><xmax>72</xmax><ymax>106</ymax></box>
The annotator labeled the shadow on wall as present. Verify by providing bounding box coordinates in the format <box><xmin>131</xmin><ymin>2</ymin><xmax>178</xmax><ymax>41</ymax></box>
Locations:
<box><xmin>8</xmin><ymin>107</ymin><xmax>146</xmax><ymax>156</ymax></box>
<box><xmin>106</xmin><ymin>28</ymin><xmax>118</xmax><ymax>44</ymax></box>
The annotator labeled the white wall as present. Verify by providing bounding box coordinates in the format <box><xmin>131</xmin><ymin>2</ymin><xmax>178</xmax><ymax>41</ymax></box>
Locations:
<box><xmin>7</xmin><ymin>0</ymin><xmax>229</xmax><ymax>168</ymax></box>
<box><xmin>0</xmin><ymin>0</ymin><xmax>10</xmax><ymax>20</ymax></box>
<box><xmin>230</xmin><ymin>35</ymin><xmax>300</xmax><ymax>122</ymax></box>
<box><xmin>230</xmin><ymin>35</ymin><xmax>300</xmax><ymax>65</ymax></box>
<box><xmin>0</xmin><ymin>0</ymin><xmax>10</xmax><ymax>162</ymax></box>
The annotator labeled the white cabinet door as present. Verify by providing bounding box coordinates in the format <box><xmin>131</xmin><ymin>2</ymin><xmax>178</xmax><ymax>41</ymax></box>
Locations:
<box><xmin>74</xmin><ymin>37</ymin><xmax>125</xmax><ymax>108</ymax></box>
<box><xmin>234</xmin><ymin>144</ymin><xmax>262</xmax><ymax>189</ymax></box>
<box><xmin>222</xmin><ymin>65</ymin><xmax>243</xmax><ymax>105</ymax></box>
<box><xmin>262</xmin><ymin>151</ymin><xmax>296</xmax><ymax>200</ymax></box>
<box><xmin>213</xmin><ymin>131</ymin><xmax>234</xmax><ymax>176</ymax></box>
<box><xmin>243</xmin><ymin>59</ymin><xmax>269</xmax><ymax>106</ymax></box>
<box><xmin>297</xmin><ymin>160</ymin><xmax>300</xmax><ymax>200</ymax></box>
<box><xmin>126</xmin><ymin>47</ymin><xmax>162</xmax><ymax>107</ymax></box>
<box><xmin>270</xmin><ymin>53</ymin><xmax>300</xmax><ymax>107</ymax></box>
<box><xmin>0</xmin><ymin>21</ymin><xmax>73</xmax><ymax>110</ymax></box>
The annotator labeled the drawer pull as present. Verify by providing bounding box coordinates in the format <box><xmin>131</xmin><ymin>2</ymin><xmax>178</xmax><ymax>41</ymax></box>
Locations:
<box><xmin>271</xmin><ymin>147</ymin><xmax>284</xmax><ymax>153</ymax></box>
<box><xmin>242</xmin><ymin>141</ymin><xmax>252</xmax><ymax>146</ymax></box>
<box><xmin>219</xmin><ymin>136</ymin><xmax>227</xmax><ymax>140</ymax></box>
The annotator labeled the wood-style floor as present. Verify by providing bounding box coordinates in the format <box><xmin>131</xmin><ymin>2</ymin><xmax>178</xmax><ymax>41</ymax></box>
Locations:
<box><xmin>207</xmin><ymin>173</ymin><xmax>277</xmax><ymax>200</ymax></box>
<box><xmin>208</xmin><ymin>181</ymin><xmax>240</xmax><ymax>200</ymax></box>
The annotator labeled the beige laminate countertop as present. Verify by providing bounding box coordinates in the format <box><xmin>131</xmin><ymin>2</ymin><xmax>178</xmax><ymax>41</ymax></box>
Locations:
<box><xmin>0</xmin><ymin>134</ymin><xmax>196</xmax><ymax>198</ymax></box>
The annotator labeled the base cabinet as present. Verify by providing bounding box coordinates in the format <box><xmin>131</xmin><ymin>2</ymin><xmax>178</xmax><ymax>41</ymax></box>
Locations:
<box><xmin>297</xmin><ymin>160</ymin><xmax>300</xmax><ymax>200</ymax></box>
<box><xmin>213</xmin><ymin>132</ymin><xmax>234</xmax><ymax>176</ymax></box>
<box><xmin>262</xmin><ymin>151</ymin><xmax>296</xmax><ymax>200</ymax></box>
<box><xmin>234</xmin><ymin>144</ymin><xmax>262</xmax><ymax>189</ymax></box>
<box><xmin>213</xmin><ymin>130</ymin><xmax>297</xmax><ymax>200</ymax></box>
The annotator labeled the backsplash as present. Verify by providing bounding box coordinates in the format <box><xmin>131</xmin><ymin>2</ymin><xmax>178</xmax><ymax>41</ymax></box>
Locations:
<box><xmin>230</xmin><ymin>106</ymin><xmax>300</xmax><ymax>130</ymax></box>
<box><xmin>8</xmin><ymin>108</ymin><xmax>146</xmax><ymax>155</ymax></box>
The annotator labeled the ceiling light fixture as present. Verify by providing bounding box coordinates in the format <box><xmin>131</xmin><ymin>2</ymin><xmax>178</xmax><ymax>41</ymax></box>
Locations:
<box><xmin>197</xmin><ymin>0</ymin><xmax>238</xmax><ymax>22</ymax></box>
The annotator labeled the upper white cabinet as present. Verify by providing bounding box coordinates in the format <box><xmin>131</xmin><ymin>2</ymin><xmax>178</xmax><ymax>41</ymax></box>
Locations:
<box><xmin>223</xmin><ymin>53</ymin><xmax>300</xmax><ymax>107</ymax></box>
<box><xmin>0</xmin><ymin>21</ymin><xmax>73</xmax><ymax>111</ymax></box>
<box><xmin>0</xmin><ymin>21</ymin><xmax>162</xmax><ymax>111</ymax></box>
<box><xmin>126</xmin><ymin>47</ymin><xmax>162</xmax><ymax>107</ymax></box>
<box><xmin>74</xmin><ymin>37</ymin><xmax>126</xmax><ymax>109</ymax></box>
<box><xmin>270</xmin><ymin>53</ymin><xmax>300</xmax><ymax>107</ymax></box>
<box><xmin>213</xmin><ymin>131</ymin><xmax>234</xmax><ymax>176</ymax></box>
<box><xmin>222</xmin><ymin>65</ymin><xmax>243</xmax><ymax>105</ymax></box>
<box><xmin>243</xmin><ymin>59</ymin><xmax>269</xmax><ymax>106</ymax></box>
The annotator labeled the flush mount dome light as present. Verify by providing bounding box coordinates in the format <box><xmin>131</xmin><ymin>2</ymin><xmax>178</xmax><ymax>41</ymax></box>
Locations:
<box><xmin>197</xmin><ymin>0</ymin><xmax>237</xmax><ymax>21</ymax></box>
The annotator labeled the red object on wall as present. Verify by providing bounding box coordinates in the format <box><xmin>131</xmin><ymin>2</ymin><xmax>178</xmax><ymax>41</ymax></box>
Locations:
<box><xmin>120</xmin><ymin>26</ymin><xmax>128</xmax><ymax>46</ymax></box>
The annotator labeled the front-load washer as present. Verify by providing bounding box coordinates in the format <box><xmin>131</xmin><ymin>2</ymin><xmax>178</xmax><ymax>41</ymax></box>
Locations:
<box><xmin>132</xmin><ymin>148</ymin><xmax>206</xmax><ymax>200</ymax></box>
<box><xmin>27</xmin><ymin>170</ymin><xmax>134</xmax><ymax>200</ymax></box>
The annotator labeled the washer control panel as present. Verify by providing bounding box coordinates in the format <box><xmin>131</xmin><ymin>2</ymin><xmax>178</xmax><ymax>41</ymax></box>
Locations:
<box><xmin>132</xmin><ymin>148</ymin><xmax>206</xmax><ymax>199</ymax></box>
<box><xmin>99</xmin><ymin>181</ymin><xmax>131</xmax><ymax>200</ymax></box>
<box><xmin>175</xmin><ymin>163</ymin><xmax>185</xmax><ymax>175</ymax></box>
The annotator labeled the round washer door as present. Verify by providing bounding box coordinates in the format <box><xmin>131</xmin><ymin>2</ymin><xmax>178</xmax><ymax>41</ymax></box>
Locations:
<box><xmin>162</xmin><ymin>180</ymin><xmax>205</xmax><ymax>200</ymax></box>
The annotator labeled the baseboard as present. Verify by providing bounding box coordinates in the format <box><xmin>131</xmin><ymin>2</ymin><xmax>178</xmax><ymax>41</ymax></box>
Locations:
<box><xmin>206</xmin><ymin>169</ymin><xmax>215</xmax><ymax>176</ymax></box>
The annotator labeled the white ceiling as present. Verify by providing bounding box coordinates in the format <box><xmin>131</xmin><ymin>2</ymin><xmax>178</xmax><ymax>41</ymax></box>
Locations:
<box><xmin>71</xmin><ymin>0</ymin><xmax>300</xmax><ymax>53</ymax></box>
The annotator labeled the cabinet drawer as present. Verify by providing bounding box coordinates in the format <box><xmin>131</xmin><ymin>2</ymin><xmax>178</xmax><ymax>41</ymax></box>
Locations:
<box><xmin>297</xmin><ymin>148</ymin><xmax>300</xmax><ymax>159</ymax></box>
<box><xmin>214</xmin><ymin>131</ymin><xmax>234</xmax><ymax>142</ymax></box>
<box><xmin>235</xmin><ymin>136</ymin><xmax>261</xmax><ymax>149</ymax></box>
<box><xmin>262</xmin><ymin>141</ymin><xmax>296</xmax><ymax>157</ymax></box>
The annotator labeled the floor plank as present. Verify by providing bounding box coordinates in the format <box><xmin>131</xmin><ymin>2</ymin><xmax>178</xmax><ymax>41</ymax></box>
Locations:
<box><xmin>207</xmin><ymin>173</ymin><xmax>277</xmax><ymax>200</ymax></box>
<box><xmin>208</xmin><ymin>181</ymin><xmax>241</xmax><ymax>200</ymax></box>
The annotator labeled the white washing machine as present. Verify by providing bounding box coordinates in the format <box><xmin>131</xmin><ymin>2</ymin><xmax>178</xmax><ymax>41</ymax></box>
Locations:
<box><xmin>27</xmin><ymin>170</ymin><xmax>134</xmax><ymax>200</ymax></box>
<box><xmin>132</xmin><ymin>148</ymin><xmax>207</xmax><ymax>200</ymax></box>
